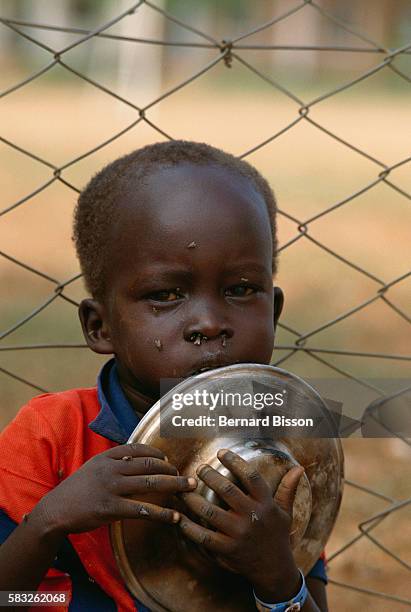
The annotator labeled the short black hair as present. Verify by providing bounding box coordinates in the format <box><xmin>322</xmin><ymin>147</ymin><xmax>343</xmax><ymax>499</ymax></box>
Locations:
<box><xmin>73</xmin><ymin>140</ymin><xmax>278</xmax><ymax>299</ymax></box>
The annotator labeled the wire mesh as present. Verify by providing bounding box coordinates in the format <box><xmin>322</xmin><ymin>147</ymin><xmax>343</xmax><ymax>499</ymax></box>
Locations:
<box><xmin>0</xmin><ymin>0</ymin><xmax>410</xmax><ymax>608</ymax></box>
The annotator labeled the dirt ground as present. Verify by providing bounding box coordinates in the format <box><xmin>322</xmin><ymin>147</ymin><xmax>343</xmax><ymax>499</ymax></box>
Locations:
<box><xmin>1</xmin><ymin>82</ymin><xmax>410</xmax><ymax>609</ymax></box>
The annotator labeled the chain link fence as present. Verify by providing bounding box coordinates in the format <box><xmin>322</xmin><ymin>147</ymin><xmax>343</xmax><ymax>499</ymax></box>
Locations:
<box><xmin>0</xmin><ymin>1</ymin><xmax>410</xmax><ymax>609</ymax></box>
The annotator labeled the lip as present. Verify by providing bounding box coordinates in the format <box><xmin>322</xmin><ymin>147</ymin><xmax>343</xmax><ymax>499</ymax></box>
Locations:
<box><xmin>184</xmin><ymin>359</ymin><xmax>235</xmax><ymax>378</ymax></box>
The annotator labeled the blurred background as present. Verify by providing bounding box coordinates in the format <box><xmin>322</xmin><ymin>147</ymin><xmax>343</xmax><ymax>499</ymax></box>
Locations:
<box><xmin>0</xmin><ymin>0</ymin><xmax>410</xmax><ymax>609</ymax></box>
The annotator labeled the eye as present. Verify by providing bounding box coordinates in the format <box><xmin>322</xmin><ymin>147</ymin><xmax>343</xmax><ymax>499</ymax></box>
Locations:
<box><xmin>146</xmin><ymin>289</ymin><xmax>184</xmax><ymax>302</ymax></box>
<box><xmin>225</xmin><ymin>284</ymin><xmax>257</xmax><ymax>298</ymax></box>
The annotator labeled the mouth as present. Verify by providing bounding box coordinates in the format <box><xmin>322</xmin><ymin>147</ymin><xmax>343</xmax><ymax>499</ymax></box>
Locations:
<box><xmin>184</xmin><ymin>361</ymin><xmax>237</xmax><ymax>378</ymax></box>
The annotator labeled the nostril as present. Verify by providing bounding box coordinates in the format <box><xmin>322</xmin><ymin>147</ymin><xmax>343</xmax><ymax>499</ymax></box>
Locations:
<box><xmin>184</xmin><ymin>329</ymin><xmax>233</xmax><ymax>345</ymax></box>
<box><xmin>189</xmin><ymin>332</ymin><xmax>208</xmax><ymax>346</ymax></box>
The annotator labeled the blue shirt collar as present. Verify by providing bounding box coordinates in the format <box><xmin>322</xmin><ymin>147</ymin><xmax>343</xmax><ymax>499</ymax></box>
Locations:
<box><xmin>89</xmin><ymin>358</ymin><xmax>142</xmax><ymax>444</ymax></box>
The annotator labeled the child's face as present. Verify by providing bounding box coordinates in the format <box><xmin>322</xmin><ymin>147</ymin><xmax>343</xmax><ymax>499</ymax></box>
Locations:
<box><xmin>83</xmin><ymin>164</ymin><xmax>279</xmax><ymax>399</ymax></box>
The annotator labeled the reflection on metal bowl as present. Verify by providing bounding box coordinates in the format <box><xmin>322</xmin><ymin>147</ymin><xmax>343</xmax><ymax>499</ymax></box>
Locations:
<box><xmin>111</xmin><ymin>364</ymin><xmax>344</xmax><ymax>612</ymax></box>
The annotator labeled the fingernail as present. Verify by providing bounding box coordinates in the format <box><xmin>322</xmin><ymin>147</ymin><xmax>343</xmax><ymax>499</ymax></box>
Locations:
<box><xmin>217</xmin><ymin>448</ymin><xmax>229</xmax><ymax>459</ymax></box>
<box><xmin>172</xmin><ymin>511</ymin><xmax>180</xmax><ymax>523</ymax></box>
<box><xmin>188</xmin><ymin>477</ymin><xmax>197</xmax><ymax>488</ymax></box>
<box><xmin>164</xmin><ymin>455</ymin><xmax>169</xmax><ymax>462</ymax></box>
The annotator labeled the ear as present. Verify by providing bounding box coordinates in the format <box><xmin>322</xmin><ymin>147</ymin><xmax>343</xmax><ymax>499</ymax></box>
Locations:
<box><xmin>79</xmin><ymin>299</ymin><xmax>114</xmax><ymax>355</ymax></box>
<box><xmin>273</xmin><ymin>286</ymin><xmax>284</xmax><ymax>334</ymax></box>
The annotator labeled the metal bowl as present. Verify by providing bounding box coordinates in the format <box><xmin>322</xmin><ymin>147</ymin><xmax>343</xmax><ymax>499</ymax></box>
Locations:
<box><xmin>111</xmin><ymin>364</ymin><xmax>344</xmax><ymax>611</ymax></box>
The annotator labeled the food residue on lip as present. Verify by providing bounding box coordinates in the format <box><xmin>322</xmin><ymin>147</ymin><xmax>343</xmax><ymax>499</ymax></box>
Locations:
<box><xmin>187</xmin><ymin>241</ymin><xmax>197</xmax><ymax>249</ymax></box>
<box><xmin>152</xmin><ymin>306</ymin><xmax>159</xmax><ymax>314</ymax></box>
<box><xmin>221</xmin><ymin>334</ymin><xmax>227</xmax><ymax>347</ymax></box>
<box><xmin>154</xmin><ymin>338</ymin><xmax>163</xmax><ymax>351</ymax></box>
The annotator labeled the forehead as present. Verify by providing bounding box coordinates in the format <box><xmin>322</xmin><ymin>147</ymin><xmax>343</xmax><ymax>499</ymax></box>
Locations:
<box><xmin>107</xmin><ymin>163</ymin><xmax>272</xmax><ymax>279</ymax></box>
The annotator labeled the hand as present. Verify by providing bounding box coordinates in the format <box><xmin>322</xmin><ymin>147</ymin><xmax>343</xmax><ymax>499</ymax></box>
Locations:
<box><xmin>30</xmin><ymin>443</ymin><xmax>197</xmax><ymax>536</ymax></box>
<box><xmin>179</xmin><ymin>449</ymin><xmax>304</xmax><ymax>602</ymax></box>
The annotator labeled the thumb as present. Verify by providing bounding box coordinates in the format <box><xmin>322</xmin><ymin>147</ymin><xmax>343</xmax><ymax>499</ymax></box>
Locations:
<box><xmin>273</xmin><ymin>465</ymin><xmax>304</xmax><ymax>517</ymax></box>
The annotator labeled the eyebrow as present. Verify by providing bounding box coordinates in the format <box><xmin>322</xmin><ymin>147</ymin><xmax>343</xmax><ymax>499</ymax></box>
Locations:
<box><xmin>128</xmin><ymin>267</ymin><xmax>193</xmax><ymax>289</ymax></box>
<box><xmin>223</xmin><ymin>262</ymin><xmax>271</xmax><ymax>276</ymax></box>
<box><xmin>128</xmin><ymin>261</ymin><xmax>271</xmax><ymax>292</ymax></box>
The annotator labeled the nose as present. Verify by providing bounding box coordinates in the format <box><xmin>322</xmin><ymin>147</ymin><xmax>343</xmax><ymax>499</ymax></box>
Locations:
<box><xmin>183</xmin><ymin>301</ymin><xmax>234</xmax><ymax>343</ymax></box>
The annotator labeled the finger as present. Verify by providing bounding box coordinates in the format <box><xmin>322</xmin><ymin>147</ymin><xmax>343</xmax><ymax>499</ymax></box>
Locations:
<box><xmin>196</xmin><ymin>464</ymin><xmax>250</xmax><ymax>513</ymax></box>
<box><xmin>117</xmin><ymin>457</ymin><xmax>178</xmax><ymax>477</ymax></box>
<box><xmin>106</xmin><ymin>442</ymin><xmax>166</xmax><ymax>461</ymax></box>
<box><xmin>181</xmin><ymin>492</ymin><xmax>237</xmax><ymax>537</ymax></box>
<box><xmin>118</xmin><ymin>474</ymin><xmax>197</xmax><ymax>495</ymax></box>
<box><xmin>217</xmin><ymin>449</ymin><xmax>271</xmax><ymax>502</ymax></box>
<box><xmin>179</xmin><ymin>515</ymin><xmax>231</xmax><ymax>554</ymax></box>
<box><xmin>274</xmin><ymin>466</ymin><xmax>305</xmax><ymax>517</ymax></box>
<box><xmin>116</xmin><ymin>499</ymin><xmax>181</xmax><ymax>524</ymax></box>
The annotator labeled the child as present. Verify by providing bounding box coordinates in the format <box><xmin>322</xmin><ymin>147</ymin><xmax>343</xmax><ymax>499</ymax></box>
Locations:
<box><xmin>0</xmin><ymin>142</ymin><xmax>328</xmax><ymax>611</ymax></box>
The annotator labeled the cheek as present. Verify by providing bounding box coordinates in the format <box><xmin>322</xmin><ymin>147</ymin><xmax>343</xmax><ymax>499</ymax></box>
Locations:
<box><xmin>109</xmin><ymin>308</ymin><xmax>147</xmax><ymax>355</ymax></box>
<box><xmin>111</xmin><ymin>307</ymin><xmax>183</xmax><ymax>365</ymax></box>
<box><xmin>248</xmin><ymin>323</ymin><xmax>274</xmax><ymax>360</ymax></box>
<box><xmin>231</xmin><ymin>302</ymin><xmax>274</xmax><ymax>358</ymax></box>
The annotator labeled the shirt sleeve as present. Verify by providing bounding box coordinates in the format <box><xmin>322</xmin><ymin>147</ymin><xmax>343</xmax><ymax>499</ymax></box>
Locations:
<box><xmin>0</xmin><ymin>400</ymin><xmax>60</xmax><ymax>521</ymax></box>
<box><xmin>0</xmin><ymin>401</ymin><xmax>72</xmax><ymax>609</ymax></box>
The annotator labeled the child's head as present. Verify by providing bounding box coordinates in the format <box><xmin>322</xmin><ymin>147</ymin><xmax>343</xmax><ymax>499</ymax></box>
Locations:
<box><xmin>74</xmin><ymin>141</ymin><xmax>283</xmax><ymax>398</ymax></box>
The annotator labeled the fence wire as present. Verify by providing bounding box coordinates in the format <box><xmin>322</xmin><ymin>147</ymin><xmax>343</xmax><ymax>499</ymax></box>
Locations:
<box><xmin>0</xmin><ymin>0</ymin><xmax>410</xmax><ymax>608</ymax></box>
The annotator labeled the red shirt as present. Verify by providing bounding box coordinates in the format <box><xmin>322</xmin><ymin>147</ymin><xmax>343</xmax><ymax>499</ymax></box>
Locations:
<box><xmin>0</xmin><ymin>386</ymin><xmax>136</xmax><ymax>612</ymax></box>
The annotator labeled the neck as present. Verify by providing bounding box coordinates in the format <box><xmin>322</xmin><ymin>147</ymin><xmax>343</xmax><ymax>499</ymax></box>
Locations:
<box><xmin>122</xmin><ymin>383</ymin><xmax>155</xmax><ymax>419</ymax></box>
<box><xmin>115</xmin><ymin>362</ymin><xmax>157</xmax><ymax>418</ymax></box>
